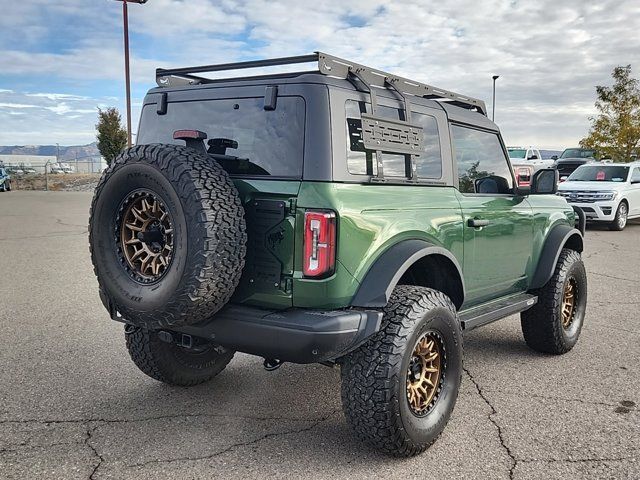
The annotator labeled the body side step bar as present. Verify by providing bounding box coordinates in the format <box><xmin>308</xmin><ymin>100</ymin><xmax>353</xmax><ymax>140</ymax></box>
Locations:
<box><xmin>459</xmin><ymin>293</ymin><xmax>538</xmax><ymax>332</ymax></box>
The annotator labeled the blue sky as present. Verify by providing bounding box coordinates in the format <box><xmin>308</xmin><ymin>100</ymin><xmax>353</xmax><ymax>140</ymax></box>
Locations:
<box><xmin>1</xmin><ymin>0</ymin><xmax>639</xmax><ymax>148</ymax></box>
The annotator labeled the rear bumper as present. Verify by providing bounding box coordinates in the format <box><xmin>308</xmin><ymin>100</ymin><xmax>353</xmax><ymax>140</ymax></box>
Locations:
<box><xmin>162</xmin><ymin>305</ymin><xmax>383</xmax><ymax>364</ymax></box>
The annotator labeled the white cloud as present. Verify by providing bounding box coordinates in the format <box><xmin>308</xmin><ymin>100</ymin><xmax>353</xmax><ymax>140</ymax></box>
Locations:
<box><xmin>1</xmin><ymin>0</ymin><xmax>639</xmax><ymax>147</ymax></box>
<box><xmin>0</xmin><ymin>90</ymin><xmax>128</xmax><ymax>145</ymax></box>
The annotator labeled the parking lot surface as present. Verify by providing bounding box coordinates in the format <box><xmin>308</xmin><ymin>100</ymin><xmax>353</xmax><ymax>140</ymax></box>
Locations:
<box><xmin>1</xmin><ymin>191</ymin><xmax>638</xmax><ymax>479</ymax></box>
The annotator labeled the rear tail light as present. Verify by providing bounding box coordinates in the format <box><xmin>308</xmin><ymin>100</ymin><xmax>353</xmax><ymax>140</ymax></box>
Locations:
<box><xmin>303</xmin><ymin>210</ymin><xmax>336</xmax><ymax>278</ymax></box>
<box><xmin>516</xmin><ymin>167</ymin><xmax>532</xmax><ymax>186</ymax></box>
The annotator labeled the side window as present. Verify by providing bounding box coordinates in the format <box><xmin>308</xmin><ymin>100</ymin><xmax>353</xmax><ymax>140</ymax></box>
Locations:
<box><xmin>632</xmin><ymin>167</ymin><xmax>640</xmax><ymax>182</ymax></box>
<box><xmin>413</xmin><ymin>113</ymin><xmax>442</xmax><ymax>178</ymax></box>
<box><xmin>451</xmin><ymin>125</ymin><xmax>514</xmax><ymax>194</ymax></box>
<box><xmin>345</xmin><ymin>100</ymin><xmax>442</xmax><ymax>179</ymax></box>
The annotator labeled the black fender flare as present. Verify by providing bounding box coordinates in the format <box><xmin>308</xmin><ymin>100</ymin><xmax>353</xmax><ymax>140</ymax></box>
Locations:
<box><xmin>530</xmin><ymin>225</ymin><xmax>583</xmax><ymax>289</ymax></box>
<box><xmin>350</xmin><ymin>239</ymin><xmax>465</xmax><ymax>309</ymax></box>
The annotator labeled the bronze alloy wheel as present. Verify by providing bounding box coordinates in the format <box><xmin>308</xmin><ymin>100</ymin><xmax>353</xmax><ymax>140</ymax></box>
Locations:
<box><xmin>118</xmin><ymin>190</ymin><xmax>174</xmax><ymax>283</ymax></box>
<box><xmin>406</xmin><ymin>331</ymin><xmax>445</xmax><ymax>416</ymax></box>
<box><xmin>561</xmin><ymin>277</ymin><xmax>578</xmax><ymax>329</ymax></box>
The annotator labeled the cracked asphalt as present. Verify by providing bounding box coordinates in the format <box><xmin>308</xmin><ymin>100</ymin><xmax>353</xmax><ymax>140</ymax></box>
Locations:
<box><xmin>1</xmin><ymin>191</ymin><xmax>639</xmax><ymax>479</ymax></box>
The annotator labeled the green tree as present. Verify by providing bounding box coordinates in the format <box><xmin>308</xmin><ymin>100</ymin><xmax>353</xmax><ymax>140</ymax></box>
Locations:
<box><xmin>96</xmin><ymin>107</ymin><xmax>128</xmax><ymax>165</ymax></box>
<box><xmin>580</xmin><ymin>65</ymin><xmax>640</xmax><ymax>162</ymax></box>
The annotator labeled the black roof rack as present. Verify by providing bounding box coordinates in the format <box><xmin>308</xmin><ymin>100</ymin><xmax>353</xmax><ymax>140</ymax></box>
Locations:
<box><xmin>155</xmin><ymin>52</ymin><xmax>487</xmax><ymax>115</ymax></box>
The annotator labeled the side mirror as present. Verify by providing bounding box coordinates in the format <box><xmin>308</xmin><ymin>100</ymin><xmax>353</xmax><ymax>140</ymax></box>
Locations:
<box><xmin>474</xmin><ymin>175</ymin><xmax>511</xmax><ymax>194</ymax></box>
<box><xmin>551</xmin><ymin>155</ymin><xmax>558</xmax><ymax>160</ymax></box>
<box><xmin>530</xmin><ymin>168</ymin><xmax>558</xmax><ymax>194</ymax></box>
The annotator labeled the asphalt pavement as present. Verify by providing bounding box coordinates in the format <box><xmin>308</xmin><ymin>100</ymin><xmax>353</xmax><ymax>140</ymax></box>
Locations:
<box><xmin>0</xmin><ymin>191</ymin><xmax>638</xmax><ymax>479</ymax></box>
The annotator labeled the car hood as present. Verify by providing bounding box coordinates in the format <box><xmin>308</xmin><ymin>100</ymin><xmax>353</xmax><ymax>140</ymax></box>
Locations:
<box><xmin>558</xmin><ymin>181</ymin><xmax>626</xmax><ymax>191</ymax></box>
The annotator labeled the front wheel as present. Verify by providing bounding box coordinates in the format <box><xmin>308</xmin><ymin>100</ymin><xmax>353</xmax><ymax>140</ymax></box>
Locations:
<box><xmin>609</xmin><ymin>201</ymin><xmax>628</xmax><ymax>231</ymax></box>
<box><xmin>340</xmin><ymin>286</ymin><xmax>463</xmax><ymax>456</ymax></box>
<box><xmin>125</xmin><ymin>327</ymin><xmax>235</xmax><ymax>386</ymax></box>
<box><xmin>521</xmin><ymin>248</ymin><xmax>587</xmax><ymax>354</ymax></box>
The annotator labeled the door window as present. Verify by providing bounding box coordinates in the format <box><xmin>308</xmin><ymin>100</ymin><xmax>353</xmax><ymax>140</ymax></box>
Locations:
<box><xmin>631</xmin><ymin>167</ymin><xmax>640</xmax><ymax>183</ymax></box>
<box><xmin>451</xmin><ymin>125</ymin><xmax>513</xmax><ymax>194</ymax></box>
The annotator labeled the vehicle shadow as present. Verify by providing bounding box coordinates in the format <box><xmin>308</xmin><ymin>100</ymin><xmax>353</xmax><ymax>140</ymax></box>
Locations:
<box><xmin>89</xmin><ymin>323</ymin><xmax>539</xmax><ymax>472</ymax></box>
<box><xmin>586</xmin><ymin>219</ymin><xmax>640</xmax><ymax>230</ymax></box>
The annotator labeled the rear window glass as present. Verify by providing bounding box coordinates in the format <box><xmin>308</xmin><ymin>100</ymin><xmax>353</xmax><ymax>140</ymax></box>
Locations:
<box><xmin>345</xmin><ymin>100</ymin><xmax>442</xmax><ymax>179</ymax></box>
<box><xmin>137</xmin><ymin>97</ymin><xmax>305</xmax><ymax>177</ymax></box>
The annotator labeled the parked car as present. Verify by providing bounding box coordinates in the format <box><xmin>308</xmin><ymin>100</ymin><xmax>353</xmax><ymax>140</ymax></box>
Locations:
<box><xmin>541</xmin><ymin>149</ymin><xmax>562</xmax><ymax>160</ymax></box>
<box><xmin>49</xmin><ymin>164</ymin><xmax>65</xmax><ymax>174</ymax></box>
<box><xmin>554</xmin><ymin>148</ymin><xmax>597</xmax><ymax>181</ymax></box>
<box><xmin>88</xmin><ymin>52</ymin><xmax>587</xmax><ymax>456</ymax></box>
<box><xmin>0</xmin><ymin>167</ymin><xmax>12</xmax><ymax>192</ymax></box>
<box><xmin>59</xmin><ymin>163</ymin><xmax>75</xmax><ymax>173</ymax></box>
<box><xmin>557</xmin><ymin>162</ymin><xmax>640</xmax><ymax>230</ymax></box>
<box><xmin>508</xmin><ymin>146</ymin><xmax>555</xmax><ymax>186</ymax></box>
<box><xmin>6</xmin><ymin>166</ymin><xmax>24</xmax><ymax>176</ymax></box>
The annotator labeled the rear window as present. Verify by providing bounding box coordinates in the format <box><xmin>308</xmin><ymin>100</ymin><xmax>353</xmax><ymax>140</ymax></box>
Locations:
<box><xmin>137</xmin><ymin>97</ymin><xmax>305</xmax><ymax>178</ymax></box>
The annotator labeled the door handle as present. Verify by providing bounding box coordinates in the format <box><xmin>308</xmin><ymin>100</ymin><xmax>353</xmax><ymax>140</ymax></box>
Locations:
<box><xmin>467</xmin><ymin>218</ymin><xmax>490</xmax><ymax>228</ymax></box>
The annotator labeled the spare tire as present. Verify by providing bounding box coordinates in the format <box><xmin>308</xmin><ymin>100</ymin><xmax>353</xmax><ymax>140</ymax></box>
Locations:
<box><xmin>89</xmin><ymin>144</ymin><xmax>246</xmax><ymax>329</ymax></box>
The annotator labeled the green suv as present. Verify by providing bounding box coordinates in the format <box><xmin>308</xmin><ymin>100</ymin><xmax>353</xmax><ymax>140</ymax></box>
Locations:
<box><xmin>89</xmin><ymin>53</ymin><xmax>587</xmax><ymax>456</ymax></box>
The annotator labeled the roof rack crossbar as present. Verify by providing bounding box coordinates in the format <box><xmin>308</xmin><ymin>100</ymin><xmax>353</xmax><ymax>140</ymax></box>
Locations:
<box><xmin>155</xmin><ymin>51</ymin><xmax>487</xmax><ymax>115</ymax></box>
<box><xmin>156</xmin><ymin>54</ymin><xmax>319</xmax><ymax>78</ymax></box>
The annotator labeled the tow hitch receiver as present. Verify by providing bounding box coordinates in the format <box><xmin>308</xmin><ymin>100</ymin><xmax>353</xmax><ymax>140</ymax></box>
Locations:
<box><xmin>158</xmin><ymin>330</ymin><xmax>195</xmax><ymax>349</ymax></box>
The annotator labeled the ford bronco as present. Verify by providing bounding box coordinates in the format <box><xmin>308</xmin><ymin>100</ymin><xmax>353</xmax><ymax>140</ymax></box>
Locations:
<box><xmin>89</xmin><ymin>52</ymin><xmax>587</xmax><ymax>456</ymax></box>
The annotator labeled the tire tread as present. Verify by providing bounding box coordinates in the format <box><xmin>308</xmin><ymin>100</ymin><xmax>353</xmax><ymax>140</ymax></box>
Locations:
<box><xmin>341</xmin><ymin>285</ymin><xmax>462</xmax><ymax>456</ymax></box>
<box><xmin>89</xmin><ymin>145</ymin><xmax>247</xmax><ymax>329</ymax></box>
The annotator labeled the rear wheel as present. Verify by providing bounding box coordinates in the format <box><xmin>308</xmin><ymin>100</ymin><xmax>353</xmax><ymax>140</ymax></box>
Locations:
<box><xmin>340</xmin><ymin>286</ymin><xmax>463</xmax><ymax>456</ymax></box>
<box><xmin>125</xmin><ymin>326</ymin><xmax>234</xmax><ymax>386</ymax></box>
<box><xmin>521</xmin><ymin>249</ymin><xmax>587</xmax><ymax>354</ymax></box>
<box><xmin>609</xmin><ymin>201</ymin><xmax>628</xmax><ymax>231</ymax></box>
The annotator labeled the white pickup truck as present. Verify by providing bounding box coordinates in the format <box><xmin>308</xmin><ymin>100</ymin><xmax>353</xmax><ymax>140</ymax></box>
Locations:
<box><xmin>507</xmin><ymin>146</ymin><xmax>555</xmax><ymax>187</ymax></box>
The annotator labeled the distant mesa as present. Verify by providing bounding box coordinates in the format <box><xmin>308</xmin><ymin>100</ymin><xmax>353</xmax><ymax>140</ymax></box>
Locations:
<box><xmin>0</xmin><ymin>142</ymin><xmax>99</xmax><ymax>160</ymax></box>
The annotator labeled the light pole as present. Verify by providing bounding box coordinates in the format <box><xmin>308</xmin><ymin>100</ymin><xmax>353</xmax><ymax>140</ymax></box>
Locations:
<box><xmin>492</xmin><ymin>75</ymin><xmax>499</xmax><ymax>122</ymax></box>
<box><xmin>114</xmin><ymin>0</ymin><xmax>148</xmax><ymax>147</ymax></box>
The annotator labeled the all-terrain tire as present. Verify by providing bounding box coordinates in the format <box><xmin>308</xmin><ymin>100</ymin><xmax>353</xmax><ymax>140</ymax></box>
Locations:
<box><xmin>340</xmin><ymin>286</ymin><xmax>463</xmax><ymax>457</ymax></box>
<box><xmin>521</xmin><ymin>248</ymin><xmax>587</xmax><ymax>354</ymax></box>
<box><xmin>125</xmin><ymin>327</ymin><xmax>234</xmax><ymax>386</ymax></box>
<box><xmin>609</xmin><ymin>201</ymin><xmax>628</xmax><ymax>231</ymax></box>
<box><xmin>89</xmin><ymin>144</ymin><xmax>246</xmax><ymax>329</ymax></box>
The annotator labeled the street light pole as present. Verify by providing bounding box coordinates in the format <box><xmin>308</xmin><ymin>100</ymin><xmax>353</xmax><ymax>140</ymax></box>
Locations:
<box><xmin>115</xmin><ymin>0</ymin><xmax>148</xmax><ymax>148</ymax></box>
<box><xmin>492</xmin><ymin>75</ymin><xmax>499</xmax><ymax>122</ymax></box>
<box><xmin>122</xmin><ymin>0</ymin><xmax>132</xmax><ymax>147</ymax></box>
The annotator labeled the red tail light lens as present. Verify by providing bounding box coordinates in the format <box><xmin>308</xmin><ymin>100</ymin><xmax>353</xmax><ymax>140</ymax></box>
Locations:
<box><xmin>516</xmin><ymin>166</ymin><xmax>532</xmax><ymax>186</ymax></box>
<box><xmin>303</xmin><ymin>210</ymin><xmax>336</xmax><ymax>278</ymax></box>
